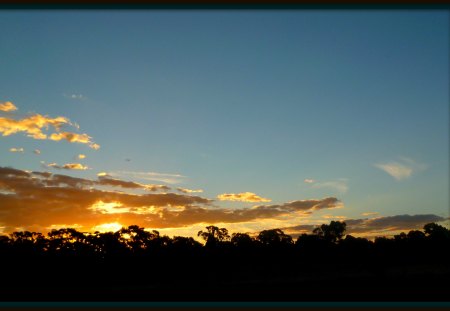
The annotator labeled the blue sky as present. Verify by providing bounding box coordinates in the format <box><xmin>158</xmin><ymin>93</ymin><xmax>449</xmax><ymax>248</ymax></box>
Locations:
<box><xmin>0</xmin><ymin>10</ymin><xmax>448</xmax><ymax>236</ymax></box>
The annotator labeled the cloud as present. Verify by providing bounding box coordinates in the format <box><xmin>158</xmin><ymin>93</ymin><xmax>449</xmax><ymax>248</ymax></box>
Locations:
<box><xmin>97</xmin><ymin>175</ymin><xmax>171</xmax><ymax>192</ymax></box>
<box><xmin>217</xmin><ymin>192</ymin><xmax>271</xmax><ymax>203</ymax></box>
<box><xmin>49</xmin><ymin>132</ymin><xmax>99</xmax><ymax>150</ymax></box>
<box><xmin>177</xmin><ymin>188</ymin><xmax>203</xmax><ymax>194</ymax></box>
<box><xmin>0</xmin><ymin>114</ymin><xmax>71</xmax><ymax>140</ymax></box>
<box><xmin>45</xmin><ymin>162</ymin><xmax>90</xmax><ymax>170</ymax></box>
<box><xmin>33</xmin><ymin>149</ymin><xmax>41</xmax><ymax>155</ymax></box>
<box><xmin>310</xmin><ymin>179</ymin><xmax>348</xmax><ymax>194</ymax></box>
<box><xmin>361</xmin><ymin>212</ymin><xmax>379</xmax><ymax>217</ymax></box>
<box><xmin>304</xmin><ymin>179</ymin><xmax>315</xmax><ymax>184</ymax></box>
<box><xmin>0</xmin><ymin>101</ymin><xmax>18</xmax><ymax>112</ymax></box>
<box><xmin>276</xmin><ymin>197</ymin><xmax>343</xmax><ymax>211</ymax></box>
<box><xmin>63</xmin><ymin>93</ymin><xmax>86</xmax><ymax>101</ymax></box>
<box><xmin>78</xmin><ymin>154</ymin><xmax>86</xmax><ymax>159</ymax></box>
<box><xmin>0</xmin><ymin>166</ymin><xmax>340</xmax><ymax>233</ymax></box>
<box><xmin>0</xmin><ymin>102</ymin><xmax>98</xmax><ymax>149</ymax></box>
<box><xmin>322</xmin><ymin>214</ymin><xmax>347</xmax><ymax>220</ymax></box>
<box><xmin>9</xmin><ymin>148</ymin><xmax>24</xmax><ymax>153</ymax></box>
<box><xmin>344</xmin><ymin>214</ymin><xmax>446</xmax><ymax>234</ymax></box>
<box><xmin>374</xmin><ymin>157</ymin><xmax>426</xmax><ymax>181</ymax></box>
<box><xmin>0</xmin><ymin>105</ymin><xmax>99</xmax><ymax>149</ymax></box>
<box><xmin>111</xmin><ymin>171</ymin><xmax>186</xmax><ymax>184</ymax></box>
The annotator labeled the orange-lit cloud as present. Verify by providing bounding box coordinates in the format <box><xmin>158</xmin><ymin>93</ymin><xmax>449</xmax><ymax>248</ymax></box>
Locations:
<box><xmin>9</xmin><ymin>147</ymin><xmax>24</xmax><ymax>153</ymax></box>
<box><xmin>78</xmin><ymin>154</ymin><xmax>86</xmax><ymax>159</ymax></box>
<box><xmin>0</xmin><ymin>103</ymin><xmax>99</xmax><ymax>149</ymax></box>
<box><xmin>0</xmin><ymin>101</ymin><xmax>17</xmax><ymax>112</ymax></box>
<box><xmin>50</xmin><ymin>132</ymin><xmax>99</xmax><ymax>149</ymax></box>
<box><xmin>0</xmin><ymin>166</ymin><xmax>340</xmax><ymax>233</ymax></box>
<box><xmin>45</xmin><ymin>162</ymin><xmax>90</xmax><ymax>170</ymax></box>
<box><xmin>0</xmin><ymin>114</ymin><xmax>70</xmax><ymax>139</ymax></box>
<box><xmin>217</xmin><ymin>192</ymin><xmax>271</xmax><ymax>203</ymax></box>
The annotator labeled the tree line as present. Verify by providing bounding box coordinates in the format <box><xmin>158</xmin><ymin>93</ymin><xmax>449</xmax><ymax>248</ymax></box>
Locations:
<box><xmin>0</xmin><ymin>221</ymin><xmax>449</xmax><ymax>260</ymax></box>
<box><xmin>0</xmin><ymin>221</ymin><xmax>449</xmax><ymax>301</ymax></box>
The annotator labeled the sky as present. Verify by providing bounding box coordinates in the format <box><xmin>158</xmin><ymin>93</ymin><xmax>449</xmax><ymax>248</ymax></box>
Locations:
<box><xmin>0</xmin><ymin>10</ymin><xmax>448</xmax><ymax>239</ymax></box>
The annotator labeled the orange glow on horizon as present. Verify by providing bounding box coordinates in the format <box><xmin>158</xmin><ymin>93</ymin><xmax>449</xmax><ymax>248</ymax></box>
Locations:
<box><xmin>92</xmin><ymin>222</ymin><xmax>123</xmax><ymax>233</ymax></box>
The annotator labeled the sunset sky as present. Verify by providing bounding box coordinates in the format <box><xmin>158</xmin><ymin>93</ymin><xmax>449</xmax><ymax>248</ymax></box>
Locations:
<box><xmin>0</xmin><ymin>10</ymin><xmax>448</xmax><ymax>239</ymax></box>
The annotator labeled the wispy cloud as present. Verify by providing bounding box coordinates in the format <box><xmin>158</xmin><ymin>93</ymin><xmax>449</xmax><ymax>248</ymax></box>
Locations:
<box><xmin>304</xmin><ymin>178</ymin><xmax>348</xmax><ymax>194</ymax></box>
<box><xmin>177</xmin><ymin>187</ymin><xmax>203</xmax><ymax>194</ymax></box>
<box><xmin>217</xmin><ymin>192</ymin><xmax>271</xmax><ymax>203</ymax></box>
<box><xmin>33</xmin><ymin>149</ymin><xmax>41</xmax><ymax>155</ymax></box>
<box><xmin>111</xmin><ymin>171</ymin><xmax>186</xmax><ymax>184</ymax></box>
<box><xmin>9</xmin><ymin>147</ymin><xmax>24</xmax><ymax>153</ymax></box>
<box><xmin>374</xmin><ymin>157</ymin><xmax>426</xmax><ymax>181</ymax></box>
<box><xmin>312</xmin><ymin>180</ymin><xmax>348</xmax><ymax>194</ymax></box>
<box><xmin>78</xmin><ymin>154</ymin><xmax>86</xmax><ymax>159</ymax></box>
<box><xmin>0</xmin><ymin>101</ymin><xmax>18</xmax><ymax>112</ymax></box>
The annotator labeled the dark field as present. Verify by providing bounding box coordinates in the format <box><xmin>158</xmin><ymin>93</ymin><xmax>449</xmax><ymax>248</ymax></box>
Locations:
<box><xmin>1</xmin><ymin>223</ymin><xmax>449</xmax><ymax>301</ymax></box>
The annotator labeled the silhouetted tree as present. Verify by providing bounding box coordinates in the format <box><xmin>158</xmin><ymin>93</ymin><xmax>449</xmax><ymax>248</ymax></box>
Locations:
<box><xmin>231</xmin><ymin>233</ymin><xmax>255</xmax><ymax>248</ymax></box>
<box><xmin>313</xmin><ymin>221</ymin><xmax>346</xmax><ymax>243</ymax></box>
<box><xmin>197</xmin><ymin>225</ymin><xmax>230</xmax><ymax>248</ymax></box>
<box><xmin>118</xmin><ymin>225</ymin><xmax>154</xmax><ymax>252</ymax></box>
<box><xmin>171</xmin><ymin>236</ymin><xmax>202</xmax><ymax>250</ymax></box>
<box><xmin>257</xmin><ymin>229</ymin><xmax>292</xmax><ymax>247</ymax></box>
<box><xmin>423</xmin><ymin>223</ymin><xmax>450</xmax><ymax>240</ymax></box>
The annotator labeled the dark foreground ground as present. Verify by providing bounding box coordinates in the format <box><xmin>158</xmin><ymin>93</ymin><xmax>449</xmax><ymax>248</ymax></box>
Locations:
<box><xmin>1</xmin><ymin>259</ymin><xmax>449</xmax><ymax>301</ymax></box>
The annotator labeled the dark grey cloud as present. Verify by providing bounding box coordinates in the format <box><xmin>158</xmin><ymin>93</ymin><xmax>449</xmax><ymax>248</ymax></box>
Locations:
<box><xmin>282</xmin><ymin>214</ymin><xmax>447</xmax><ymax>238</ymax></box>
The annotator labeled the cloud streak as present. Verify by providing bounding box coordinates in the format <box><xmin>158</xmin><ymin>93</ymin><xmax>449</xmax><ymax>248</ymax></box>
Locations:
<box><xmin>111</xmin><ymin>171</ymin><xmax>186</xmax><ymax>184</ymax></box>
<box><xmin>177</xmin><ymin>188</ymin><xmax>203</xmax><ymax>194</ymax></box>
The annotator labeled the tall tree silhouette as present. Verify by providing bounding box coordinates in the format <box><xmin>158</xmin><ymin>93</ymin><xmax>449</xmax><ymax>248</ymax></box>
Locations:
<box><xmin>197</xmin><ymin>225</ymin><xmax>230</xmax><ymax>248</ymax></box>
<box><xmin>313</xmin><ymin>221</ymin><xmax>346</xmax><ymax>243</ymax></box>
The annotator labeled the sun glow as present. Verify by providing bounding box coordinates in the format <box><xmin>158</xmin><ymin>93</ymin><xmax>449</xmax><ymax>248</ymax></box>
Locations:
<box><xmin>92</xmin><ymin>222</ymin><xmax>123</xmax><ymax>233</ymax></box>
<box><xmin>89</xmin><ymin>200</ymin><xmax>130</xmax><ymax>214</ymax></box>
